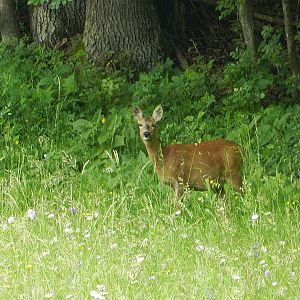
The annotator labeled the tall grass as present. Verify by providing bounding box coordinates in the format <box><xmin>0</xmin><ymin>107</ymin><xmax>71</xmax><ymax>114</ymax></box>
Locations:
<box><xmin>0</xmin><ymin>141</ymin><xmax>299</xmax><ymax>299</ymax></box>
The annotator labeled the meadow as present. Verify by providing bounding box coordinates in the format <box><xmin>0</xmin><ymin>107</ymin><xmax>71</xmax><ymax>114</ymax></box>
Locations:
<box><xmin>0</xmin><ymin>40</ymin><xmax>299</xmax><ymax>299</ymax></box>
<box><xmin>0</xmin><ymin>146</ymin><xmax>299</xmax><ymax>299</ymax></box>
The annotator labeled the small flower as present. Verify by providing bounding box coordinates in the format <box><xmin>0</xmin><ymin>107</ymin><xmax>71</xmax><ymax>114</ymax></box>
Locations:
<box><xmin>86</xmin><ymin>215</ymin><xmax>93</xmax><ymax>221</ymax></box>
<box><xmin>251</xmin><ymin>213</ymin><xmax>259</xmax><ymax>222</ymax></box>
<box><xmin>65</xmin><ymin>295</ymin><xmax>73</xmax><ymax>299</ymax></box>
<box><xmin>105</xmin><ymin>167</ymin><xmax>113</xmax><ymax>174</ymax></box>
<box><xmin>196</xmin><ymin>244</ymin><xmax>205</xmax><ymax>252</ymax></box>
<box><xmin>259</xmin><ymin>260</ymin><xmax>267</xmax><ymax>268</ymax></box>
<box><xmin>174</xmin><ymin>210</ymin><xmax>181</xmax><ymax>216</ymax></box>
<box><xmin>49</xmin><ymin>236</ymin><xmax>58</xmax><ymax>244</ymax></box>
<box><xmin>25</xmin><ymin>264</ymin><xmax>33</xmax><ymax>270</ymax></box>
<box><xmin>232</xmin><ymin>274</ymin><xmax>241</xmax><ymax>281</ymax></box>
<box><xmin>27</xmin><ymin>209</ymin><xmax>37</xmax><ymax>220</ymax></box>
<box><xmin>47</xmin><ymin>213</ymin><xmax>55</xmax><ymax>219</ymax></box>
<box><xmin>64</xmin><ymin>228</ymin><xmax>74</xmax><ymax>234</ymax></box>
<box><xmin>279</xmin><ymin>240</ymin><xmax>285</xmax><ymax>247</ymax></box>
<box><xmin>84</xmin><ymin>233</ymin><xmax>91</xmax><ymax>239</ymax></box>
<box><xmin>109</xmin><ymin>243</ymin><xmax>117</xmax><ymax>250</ymax></box>
<box><xmin>69</xmin><ymin>207</ymin><xmax>78</xmax><ymax>214</ymax></box>
<box><xmin>264</xmin><ymin>269</ymin><xmax>271</xmax><ymax>277</ymax></box>
<box><xmin>149</xmin><ymin>276</ymin><xmax>156</xmax><ymax>281</ymax></box>
<box><xmin>1</xmin><ymin>224</ymin><xmax>8</xmax><ymax>231</ymax></box>
<box><xmin>272</xmin><ymin>281</ymin><xmax>278</xmax><ymax>287</ymax></box>
<box><xmin>261</xmin><ymin>246</ymin><xmax>268</xmax><ymax>253</ymax></box>
<box><xmin>44</xmin><ymin>291</ymin><xmax>55</xmax><ymax>298</ymax></box>
<box><xmin>101</xmin><ymin>117</ymin><xmax>106</xmax><ymax>124</ymax></box>
<box><xmin>135</xmin><ymin>255</ymin><xmax>145</xmax><ymax>263</ymax></box>
<box><xmin>7</xmin><ymin>216</ymin><xmax>16</xmax><ymax>224</ymax></box>
<box><xmin>290</xmin><ymin>271</ymin><xmax>296</xmax><ymax>277</ymax></box>
<box><xmin>41</xmin><ymin>251</ymin><xmax>50</xmax><ymax>257</ymax></box>
<box><xmin>90</xmin><ymin>284</ymin><xmax>108</xmax><ymax>299</ymax></box>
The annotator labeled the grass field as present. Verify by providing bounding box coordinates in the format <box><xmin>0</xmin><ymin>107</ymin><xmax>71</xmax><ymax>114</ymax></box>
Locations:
<box><xmin>0</xmin><ymin>150</ymin><xmax>299</xmax><ymax>300</ymax></box>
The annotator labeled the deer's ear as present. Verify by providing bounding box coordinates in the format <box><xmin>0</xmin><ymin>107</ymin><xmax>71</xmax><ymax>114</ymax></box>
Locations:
<box><xmin>152</xmin><ymin>105</ymin><xmax>163</xmax><ymax>123</ymax></box>
<box><xmin>133</xmin><ymin>107</ymin><xmax>143</xmax><ymax>121</ymax></box>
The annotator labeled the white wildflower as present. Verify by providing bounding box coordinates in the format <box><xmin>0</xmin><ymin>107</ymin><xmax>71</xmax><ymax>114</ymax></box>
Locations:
<box><xmin>135</xmin><ymin>255</ymin><xmax>145</xmax><ymax>263</ymax></box>
<box><xmin>64</xmin><ymin>228</ymin><xmax>74</xmax><ymax>234</ymax></box>
<box><xmin>41</xmin><ymin>251</ymin><xmax>50</xmax><ymax>257</ymax></box>
<box><xmin>259</xmin><ymin>260</ymin><xmax>267</xmax><ymax>268</ymax></box>
<box><xmin>272</xmin><ymin>281</ymin><xmax>278</xmax><ymax>286</ymax></box>
<box><xmin>44</xmin><ymin>291</ymin><xmax>55</xmax><ymax>298</ymax></box>
<box><xmin>196</xmin><ymin>244</ymin><xmax>205</xmax><ymax>252</ymax></box>
<box><xmin>7</xmin><ymin>216</ymin><xmax>16</xmax><ymax>224</ymax></box>
<box><xmin>279</xmin><ymin>240</ymin><xmax>285</xmax><ymax>247</ymax></box>
<box><xmin>232</xmin><ymin>274</ymin><xmax>241</xmax><ymax>281</ymax></box>
<box><xmin>251</xmin><ymin>213</ymin><xmax>259</xmax><ymax>222</ymax></box>
<box><xmin>27</xmin><ymin>209</ymin><xmax>37</xmax><ymax>220</ymax></box>
<box><xmin>264</xmin><ymin>269</ymin><xmax>271</xmax><ymax>277</ymax></box>
<box><xmin>109</xmin><ymin>243</ymin><xmax>117</xmax><ymax>250</ymax></box>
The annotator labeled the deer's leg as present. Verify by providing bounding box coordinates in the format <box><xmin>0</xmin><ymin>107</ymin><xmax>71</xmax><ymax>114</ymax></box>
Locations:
<box><xmin>227</xmin><ymin>173</ymin><xmax>243</xmax><ymax>194</ymax></box>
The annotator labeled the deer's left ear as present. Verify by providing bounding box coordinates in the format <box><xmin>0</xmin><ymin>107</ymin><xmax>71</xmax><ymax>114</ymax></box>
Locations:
<box><xmin>133</xmin><ymin>107</ymin><xmax>143</xmax><ymax>121</ymax></box>
<box><xmin>152</xmin><ymin>105</ymin><xmax>163</xmax><ymax>123</ymax></box>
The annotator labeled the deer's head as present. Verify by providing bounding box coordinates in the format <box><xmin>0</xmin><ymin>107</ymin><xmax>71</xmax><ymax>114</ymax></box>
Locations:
<box><xmin>133</xmin><ymin>105</ymin><xmax>163</xmax><ymax>142</ymax></box>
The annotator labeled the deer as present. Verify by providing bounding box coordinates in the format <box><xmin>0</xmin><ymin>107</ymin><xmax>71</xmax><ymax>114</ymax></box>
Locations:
<box><xmin>133</xmin><ymin>105</ymin><xmax>243</xmax><ymax>198</ymax></box>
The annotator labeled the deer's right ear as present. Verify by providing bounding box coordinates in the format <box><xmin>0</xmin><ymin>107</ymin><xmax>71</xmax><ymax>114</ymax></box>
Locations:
<box><xmin>133</xmin><ymin>107</ymin><xmax>143</xmax><ymax>121</ymax></box>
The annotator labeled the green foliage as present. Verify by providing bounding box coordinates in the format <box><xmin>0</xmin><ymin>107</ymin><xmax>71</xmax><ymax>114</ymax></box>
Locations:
<box><xmin>216</xmin><ymin>0</ymin><xmax>236</xmax><ymax>20</ymax></box>
<box><xmin>0</xmin><ymin>24</ymin><xmax>299</xmax><ymax>182</ymax></box>
<box><xmin>27</xmin><ymin>0</ymin><xmax>72</xmax><ymax>9</ymax></box>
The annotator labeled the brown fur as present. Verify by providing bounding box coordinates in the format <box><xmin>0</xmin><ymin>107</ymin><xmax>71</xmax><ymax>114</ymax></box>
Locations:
<box><xmin>133</xmin><ymin>106</ymin><xmax>243</xmax><ymax>197</ymax></box>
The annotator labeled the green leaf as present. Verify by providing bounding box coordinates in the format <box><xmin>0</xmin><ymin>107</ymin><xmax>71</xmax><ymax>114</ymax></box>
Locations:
<box><xmin>113</xmin><ymin>135</ymin><xmax>125</xmax><ymax>148</ymax></box>
<box><xmin>73</xmin><ymin>119</ymin><xmax>93</xmax><ymax>139</ymax></box>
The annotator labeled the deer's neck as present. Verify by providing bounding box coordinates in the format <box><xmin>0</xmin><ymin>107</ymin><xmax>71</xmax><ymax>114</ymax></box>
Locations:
<box><xmin>144</xmin><ymin>137</ymin><xmax>164</xmax><ymax>171</ymax></box>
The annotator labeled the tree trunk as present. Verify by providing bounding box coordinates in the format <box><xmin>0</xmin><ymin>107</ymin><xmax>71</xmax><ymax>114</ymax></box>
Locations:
<box><xmin>84</xmin><ymin>0</ymin><xmax>162</xmax><ymax>72</ymax></box>
<box><xmin>0</xmin><ymin>0</ymin><xmax>20</xmax><ymax>44</ymax></box>
<box><xmin>282</xmin><ymin>0</ymin><xmax>299</xmax><ymax>75</ymax></box>
<box><xmin>30</xmin><ymin>0</ymin><xmax>85</xmax><ymax>46</ymax></box>
<box><xmin>237</xmin><ymin>0</ymin><xmax>257</xmax><ymax>61</ymax></box>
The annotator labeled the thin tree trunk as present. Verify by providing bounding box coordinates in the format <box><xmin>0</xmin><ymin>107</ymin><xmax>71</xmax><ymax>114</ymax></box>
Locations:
<box><xmin>237</xmin><ymin>0</ymin><xmax>257</xmax><ymax>61</ymax></box>
<box><xmin>0</xmin><ymin>0</ymin><xmax>20</xmax><ymax>44</ymax></box>
<box><xmin>84</xmin><ymin>0</ymin><xmax>162</xmax><ymax>72</ymax></box>
<box><xmin>282</xmin><ymin>0</ymin><xmax>299</xmax><ymax>75</ymax></box>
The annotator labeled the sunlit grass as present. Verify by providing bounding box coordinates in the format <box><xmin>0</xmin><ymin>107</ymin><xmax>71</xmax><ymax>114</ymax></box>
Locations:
<box><xmin>0</xmin><ymin>157</ymin><xmax>299</xmax><ymax>299</ymax></box>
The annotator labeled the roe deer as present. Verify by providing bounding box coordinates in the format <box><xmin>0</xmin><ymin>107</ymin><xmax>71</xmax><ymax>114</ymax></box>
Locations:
<box><xmin>133</xmin><ymin>105</ymin><xmax>243</xmax><ymax>197</ymax></box>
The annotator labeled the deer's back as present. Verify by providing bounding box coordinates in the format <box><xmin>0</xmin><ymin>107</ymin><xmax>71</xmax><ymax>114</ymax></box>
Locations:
<box><xmin>161</xmin><ymin>139</ymin><xmax>242</xmax><ymax>189</ymax></box>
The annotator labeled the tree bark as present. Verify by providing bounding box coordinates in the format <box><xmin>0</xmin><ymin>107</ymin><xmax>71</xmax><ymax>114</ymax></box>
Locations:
<box><xmin>237</xmin><ymin>0</ymin><xmax>257</xmax><ymax>61</ymax></box>
<box><xmin>282</xmin><ymin>0</ymin><xmax>299</xmax><ymax>75</ymax></box>
<box><xmin>84</xmin><ymin>0</ymin><xmax>162</xmax><ymax>72</ymax></box>
<box><xmin>0</xmin><ymin>0</ymin><xmax>20</xmax><ymax>44</ymax></box>
<box><xmin>30</xmin><ymin>0</ymin><xmax>85</xmax><ymax>46</ymax></box>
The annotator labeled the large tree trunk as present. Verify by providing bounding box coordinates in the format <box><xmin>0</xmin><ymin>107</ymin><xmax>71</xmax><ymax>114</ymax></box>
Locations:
<box><xmin>0</xmin><ymin>0</ymin><xmax>20</xmax><ymax>44</ymax></box>
<box><xmin>84</xmin><ymin>0</ymin><xmax>162</xmax><ymax>72</ymax></box>
<box><xmin>237</xmin><ymin>0</ymin><xmax>257</xmax><ymax>61</ymax></box>
<box><xmin>30</xmin><ymin>0</ymin><xmax>85</xmax><ymax>46</ymax></box>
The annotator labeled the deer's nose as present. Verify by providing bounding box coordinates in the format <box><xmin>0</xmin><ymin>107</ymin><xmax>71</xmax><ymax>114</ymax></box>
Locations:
<box><xmin>143</xmin><ymin>131</ymin><xmax>150</xmax><ymax>139</ymax></box>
